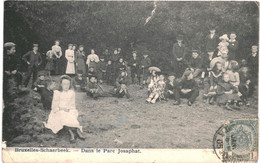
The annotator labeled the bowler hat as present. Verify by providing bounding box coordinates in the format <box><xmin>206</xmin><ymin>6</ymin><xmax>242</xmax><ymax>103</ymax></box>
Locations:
<box><xmin>177</xmin><ymin>35</ymin><xmax>184</xmax><ymax>41</ymax></box>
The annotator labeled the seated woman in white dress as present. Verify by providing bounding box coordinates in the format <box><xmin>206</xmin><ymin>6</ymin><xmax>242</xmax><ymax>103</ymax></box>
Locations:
<box><xmin>44</xmin><ymin>75</ymin><xmax>85</xmax><ymax>142</ymax></box>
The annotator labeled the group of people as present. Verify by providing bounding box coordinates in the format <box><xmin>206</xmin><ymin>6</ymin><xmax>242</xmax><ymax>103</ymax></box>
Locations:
<box><xmin>3</xmin><ymin>26</ymin><xmax>258</xmax><ymax>142</ymax></box>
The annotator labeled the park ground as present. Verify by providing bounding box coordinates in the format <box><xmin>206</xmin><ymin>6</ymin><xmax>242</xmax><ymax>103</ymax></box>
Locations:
<box><xmin>12</xmin><ymin>81</ymin><xmax>258</xmax><ymax>149</ymax></box>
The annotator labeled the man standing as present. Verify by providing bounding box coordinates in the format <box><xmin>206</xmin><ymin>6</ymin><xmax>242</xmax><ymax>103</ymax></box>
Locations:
<box><xmin>172</xmin><ymin>34</ymin><xmax>187</xmax><ymax>78</ymax></box>
<box><xmin>22</xmin><ymin>44</ymin><xmax>42</xmax><ymax>88</ymax></box>
<box><xmin>205</xmin><ymin>27</ymin><xmax>219</xmax><ymax>55</ymax></box>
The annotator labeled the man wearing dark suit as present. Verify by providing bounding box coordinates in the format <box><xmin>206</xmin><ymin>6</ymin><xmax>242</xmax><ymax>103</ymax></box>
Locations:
<box><xmin>205</xmin><ymin>27</ymin><xmax>219</xmax><ymax>56</ymax></box>
<box><xmin>22</xmin><ymin>44</ymin><xmax>42</xmax><ymax>87</ymax></box>
<box><xmin>172</xmin><ymin>35</ymin><xmax>187</xmax><ymax>78</ymax></box>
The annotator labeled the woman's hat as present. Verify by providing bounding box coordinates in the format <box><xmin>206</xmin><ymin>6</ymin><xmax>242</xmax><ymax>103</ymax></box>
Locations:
<box><xmin>183</xmin><ymin>70</ymin><xmax>192</xmax><ymax>77</ymax></box>
<box><xmin>4</xmin><ymin>42</ymin><xmax>16</xmax><ymax>48</ymax></box>
<box><xmin>33</xmin><ymin>44</ymin><xmax>39</xmax><ymax>47</ymax></box>
<box><xmin>149</xmin><ymin>66</ymin><xmax>161</xmax><ymax>72</ymax></box>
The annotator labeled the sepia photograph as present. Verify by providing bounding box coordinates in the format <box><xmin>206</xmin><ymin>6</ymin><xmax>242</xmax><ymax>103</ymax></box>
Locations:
<box><xmin>2</xmin><ymin>1</ymin><xmax>259</xmax><ymax>162</ymax></box>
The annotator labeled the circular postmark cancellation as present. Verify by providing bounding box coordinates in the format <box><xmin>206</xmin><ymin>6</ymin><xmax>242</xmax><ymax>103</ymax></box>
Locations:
<box><xmin>213</xmin><ymin>119</ymin><xmax>258</xmax><ymax>162</ymax></box>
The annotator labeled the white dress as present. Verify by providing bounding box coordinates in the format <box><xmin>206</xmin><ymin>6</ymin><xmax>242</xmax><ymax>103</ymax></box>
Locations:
<box><xmin>65</xmin><ymin>49</ymin><xmax>75</xmax><ymax>74</ymax></box>
<box><xmin>45</xmin><ymin>90</ymin><xmax>82</xmax><ymax>134</ymax></box>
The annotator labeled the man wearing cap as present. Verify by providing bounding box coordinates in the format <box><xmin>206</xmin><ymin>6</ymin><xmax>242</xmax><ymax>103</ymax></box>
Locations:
<box><xmin>205</xmin><ymin>27</ymin><xmax>219</xmax><ymax>55</ymax></box>
<box><xmin>172</xmin><ymin>34</ymin><xmax>187</xmax><ymax>78</ymax></box>
<box><xmin>228</xmin><ymin>32</ymin><xmax>239</xmax><ymax>60</ymax></box>
<box><xmin>173</xmin><ymin>70</ymin><xmax>199</xmax><ymax>106</ymax></box>
<box><xmin>22</xmin><ymin>44</ymin><xmax>42</xmax><ymax>88</ymax></box>
<box><xmin>3</xmin><ymin>42</ymin><xmax>23</xmax><ymax>103</ymax></box>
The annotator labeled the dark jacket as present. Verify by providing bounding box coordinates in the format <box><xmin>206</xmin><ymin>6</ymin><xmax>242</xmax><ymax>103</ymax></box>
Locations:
<box><xmin>129</xmin><ymin>57</ymin><xmax>140</xmax><ymax>68</ymax></box>
<box><xmin>188</xmin><ymin>57</ymin><xmax>203</xmax><ymax>69</ymax></box>
<box><xmin>205</xmin><ymin>34</ymin><xmax>219</xmax><ymax>52</ymax></box>
<box><xmin>4</xmin><ymin>54</ymin><xmax>21</xmax><ymax>72</ymax></box>
<box><xmin>178</xmin><ymin>79</ymin><xmax>198</xmax><ymax>91</ymax></box>
<box><xmin>86</xmin><ymin>82</ymin><xmax>98</xmax><ymax>92</ymax></box>
<box><xmin>228</xmin><ymin>40</ymin><xmax>239</xmax><ymax>60</ymax></box>
<box><xmin>115</xmin><ymin>75</ymin><xmax>130</xmax><ymax>87</ymax></box>
<box><xmin>172</xmin><ymin>43</ymin><xmax>186</xmax><ymax>60</ymax></box>
<box><xmin>22</xmin><ymin>50</ymin><xmax>42</xmax><ymax>67</ymax></box>
<box><xmin>39</xmin><ymin>87</ymin><xmax>53</xmax><ymax>110</ymax></box>
<box><xmin>246</xmin><ymin>53</ymin><xmax>258</xmax><ymax>76</ymax></box>
<box><xmin>140</xmin><ymin>57</ymin><xmax>151</xmax><ymax>69</ymax></box>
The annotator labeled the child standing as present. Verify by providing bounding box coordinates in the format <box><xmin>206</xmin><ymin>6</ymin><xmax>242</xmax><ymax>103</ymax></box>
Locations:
<box><xmin>216</xmin><ymin>73</ymin><xmax>241</xmax><ymax>110</ymax></box>
<box><xmin>45</xmin><ymin>50</ymin><xmax>55</xmax><ymax>77</ymax></box>
<box><xmin>205</xmin><ymin>27</ymin><xmax>218</xmax><ymax>55</ymax></box>
<box><xmin>106</xmin><ymin>60</ymin><xmax>115</xmax><ymax>85</ymax></box>
<box><xmin>97</xmin><ymin>56</ymin><xmax>107</xmax><ymax>84</ymax></box>
<box><xmin>217</xmin><ymin>34</ymin><xmax>229</xmax><ymax>56</ymax></box>
<box><xmin>146</xmin><ymin>74</ymin><xmax>166</xmax><ymax>104</ymax></box>
<box><xmin>173</xmin><ymin>70</ymin><xmax>199</xmax><ymax>106</ymax></box>
<box><xmin>228</xmin><ymin>32</ymin><xmax>239</xmax><ymax>61</ymax></box>
<box><xmin>44</xmin><ymin>75</ymin><xmax>85</xmax><ymax>142</ymax></box>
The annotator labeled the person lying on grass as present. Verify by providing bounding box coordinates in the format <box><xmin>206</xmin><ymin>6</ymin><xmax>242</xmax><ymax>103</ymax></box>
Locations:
<box><xmin>44</xmin><ymin>75</ymin><xmax>85</xmax><ymax>142</ymax></box>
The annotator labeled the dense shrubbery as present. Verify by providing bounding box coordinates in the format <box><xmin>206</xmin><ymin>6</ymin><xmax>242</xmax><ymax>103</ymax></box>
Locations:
<box><xmin>4</xmin><ymin>1</ymin><xmax>259</xmax><ymax>71</ymax></box>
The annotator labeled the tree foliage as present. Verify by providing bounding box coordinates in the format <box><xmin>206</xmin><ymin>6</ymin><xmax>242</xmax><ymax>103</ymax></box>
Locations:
<box><xmin>4</xmin><ymin>1</ymin><xmax>259</xmax><ymax>71</ymax></box>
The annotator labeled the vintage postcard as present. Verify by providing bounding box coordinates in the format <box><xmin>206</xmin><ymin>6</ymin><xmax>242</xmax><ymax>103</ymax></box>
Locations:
<box><xmin>1</xmin><ymin>1</ymin><xmax>258</xmax><ymax>162</ymax></box>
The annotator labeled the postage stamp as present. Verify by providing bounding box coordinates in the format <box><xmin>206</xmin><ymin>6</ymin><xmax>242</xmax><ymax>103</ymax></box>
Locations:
<box><xmin>213</xmin><ymin>119</ymin><xmax>258</xmax><ymax>162</ymax></box>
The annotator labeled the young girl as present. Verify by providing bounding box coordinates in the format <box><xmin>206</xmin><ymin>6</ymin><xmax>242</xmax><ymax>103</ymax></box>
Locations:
<box><xmin>226</xmin><ymin>60</ymin><xmax>240</xmax><ymax>88</ymax></box>
<box><xmin>116</xmin><ymin>57</ymin><xmax>127</xmax><ymax>77</ymax></box>
<box><xmin>45</xmin><ymin>50</ymin><xmax>55</xmax><ymax>77</ymax></box>
<box><xmin>217</xmin><ymin>34</ymin><xmax>229</xmax><ymax>56</ymax></box>
<box><xmin>65</xmin><ymin>44</ymin><xmax>76</xmax><ymax>76</ymax></box>
<box><xmin>204</xmin><ymin>62</ymin><xmax>222</xmax><ymax>104</ymax></box>
<box><xmin>216</xmin><ymin>73</ymin><xmax>241</xmax><ymax>110</ymax></box>
<box><xmin>44</xmin><ymin>75</ymin><xmax>84</xmax><ymax>142</ymax></box>
<box><xmin>146</xmin><ymin>74</ymin><xmax>166</xmax><ymax>104</ymax></box>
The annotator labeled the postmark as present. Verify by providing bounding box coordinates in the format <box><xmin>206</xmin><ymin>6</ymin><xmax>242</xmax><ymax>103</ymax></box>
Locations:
<box><xmin>213</xmin><ymin>119</ymin><xmax>258</xmax><ymax>162</ymax></box>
